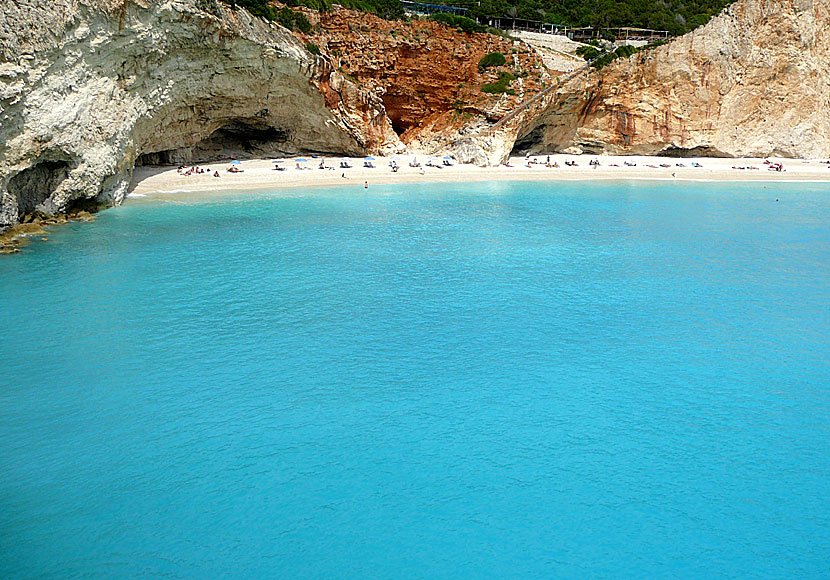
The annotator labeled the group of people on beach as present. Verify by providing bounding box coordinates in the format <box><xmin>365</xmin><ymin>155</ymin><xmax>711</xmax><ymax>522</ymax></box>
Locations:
<box><xmin>515</xmin><ymin>156</ymin><xmax>712</xmax><ymax>172</ymax></box>
<box><xmin>177</xmin><ymin>164</ymin><xmax>222</xmax><ymax>178</ymax></box>
<box><xmin>177</xmin><ymin>165</ymin><xmax>208</xmax><ymax>176</ymax></box>
<box><xmin>521</xmin><ymin>155</ymin><xmax>561</xmax><ymax>168</ymax></box>
<box><xmin>166</xmin><ymin>155</ymin><xmax>828</xmax><ymax>184</ymax></box>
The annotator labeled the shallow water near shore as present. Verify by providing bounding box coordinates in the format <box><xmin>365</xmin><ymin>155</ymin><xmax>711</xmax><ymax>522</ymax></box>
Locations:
<box><xmin>1</xmin><ymin>180</ymin><xmax>828</xmax><ymax>578</ymax></box>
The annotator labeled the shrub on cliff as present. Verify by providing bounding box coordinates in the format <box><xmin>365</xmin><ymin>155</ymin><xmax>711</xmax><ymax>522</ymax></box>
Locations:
<box><xmin>481</xmin><ymin>71</ymin><xmax>516</xmax><ymax>94</ymax></box>
<box><xmin>614</xmin><ymin>44</ymin><xmax>637</xmax><ymax>59</ymax></box>
<box><xmin>278</xmin><ymin>7</ymin><xmax>296</xmax><ymax>28</ymax></box>
<box><xmin>286</xmin><ymin>0</ymin><xmax>333</xmax><ymax>11</ymax></box>
<box><xmin>576</xmin><ymin>45</ymin><xmax>601</xmax><ymax>60</ymax></box>
<box><xmin>340</xmin><ymin>0</ymin><xmax>405</xmax><ymax>20</ymax></box>
<box><xmin>478</xmin><ymin>52</ymin><xmax>506</xmax><ymax>71</ymax></box>
<box><xmin>374</xmin><ymin>0</ymin><xmax>405</xmax><ymax>19</ymax></box>
<box><xmin>278</xmin><ymin>7</ymin><xmax>313</xmax><ymax>32</ymax></box>
<box><xmin>305</xmin><ymin>41</ymin><xmax>321</xmax><ymax>55</ymax></box>
<box><xmin>590</xmin><ymin>42</ymin><xmax>652</xmax><ymax>69</ymax></box>
<box><xmin>229</xmin><ymin>0</ymin><xmax>404</xmax><ymax>22</ymax></box>
<box><xmin>223</xmin><ymin>0</ymin><xmax>276</xmax><ymax>20</ymax></box>
<box><xmin>429</xmin><ymin>14</ymin><xmax>486</xmax><ymax>34</ymax></box>
<box><xmin>295</xmin><ymin>12</ymin><xmax>313</xmax><ymax>32</ymax></box>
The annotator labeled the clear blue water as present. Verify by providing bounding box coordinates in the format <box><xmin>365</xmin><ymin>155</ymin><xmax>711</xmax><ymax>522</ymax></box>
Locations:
<box><xmin>1</xmin><ymin>180</ymin><xmax>828</xmax><ymax>579</ymax></box>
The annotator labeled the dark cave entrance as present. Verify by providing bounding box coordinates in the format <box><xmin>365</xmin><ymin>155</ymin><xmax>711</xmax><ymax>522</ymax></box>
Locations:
<box><xmin>7</xmin><ymin>160</ymin><xmax>74</xmax><ymax>217</ymax></box>
<box><xmin>202</xmin><ymin>121</ymin><xmax>289</xmax><ymax>154</ymax></box>
<box><xmin>510</xmin><ymin>125</ymin><xmax>547</xmax><ymax>156</ymax></box>
<box><xmin>391</xmin><ymin>119</ymin><xmax>408</xmax><ymax>137</ymax></box>
<box><xmin>136</xmin><ymin>120</ymin><xmax>291</xmax><ymax>165</ymax></box>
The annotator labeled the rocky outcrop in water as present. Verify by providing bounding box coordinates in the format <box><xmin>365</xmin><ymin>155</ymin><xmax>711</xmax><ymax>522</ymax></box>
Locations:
<box><xmin>0</xmin><ymin>0</ymin><xmax>400</xmax><ymax>228</ymax></box>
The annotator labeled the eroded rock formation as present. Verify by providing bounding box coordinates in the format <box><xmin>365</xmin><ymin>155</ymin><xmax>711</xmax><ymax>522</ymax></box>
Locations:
<box><xmin>0</xmin><ymin>0</ymin><xmax>400</xmax><ymax>227</ymax></box>
<box><xmin>297</xmin><ymin>8</ymin><xmax>548</xmax><ymax>151</ymax></box>
<box><xmin>505</xmin><ymin>0</ymin><xmax>830</xmax><ymax>159</ymax></box>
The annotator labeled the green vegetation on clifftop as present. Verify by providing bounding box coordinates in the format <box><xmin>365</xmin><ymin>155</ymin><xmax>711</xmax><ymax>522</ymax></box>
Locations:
<box><xmin>221</xmin><ymin>0</ymin><xmax>404</xmax><ymax>20</ymax></box>
<box><xmin>481</xmin><ymin>70</ymin><xmax>517</xmax><ymax>94</ymax></box>
<box><xmin>220</xmin><ymin>0</ymin><xmax>732</xmax><ymax>36</ymax></box>
<box><xmin>451</xmin><ymin>0</ymin><xmax>733</xmax><ymax>36</ymax></box>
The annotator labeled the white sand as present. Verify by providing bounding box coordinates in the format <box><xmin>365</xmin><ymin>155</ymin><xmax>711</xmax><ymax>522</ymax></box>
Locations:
<box><xmin>129</xmin><ymin>154</ymin><xmax>830</xmax><ymax>199</ymax></box>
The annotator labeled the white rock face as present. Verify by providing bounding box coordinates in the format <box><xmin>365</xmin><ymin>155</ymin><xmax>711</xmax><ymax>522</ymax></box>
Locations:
<box><xmin>0</xmin><ymin>0</ymin><xmax>400</xmax><ymax>226</ymax></box>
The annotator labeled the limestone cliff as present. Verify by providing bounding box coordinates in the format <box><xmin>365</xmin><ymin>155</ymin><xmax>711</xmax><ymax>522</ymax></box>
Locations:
<box><xmin>505</xmin><ymin>0</ymin><xmax>830</xmax><ymax>158</ymax></box>
<box><xmin>2</xmin><ymin>0</ymin><xmax>828</xmax><ymax>232</ymax></box>
<box><xmin>0</xmin><ymin>0</ymin><xmax>400</xmax><ymax>227</ymax></box>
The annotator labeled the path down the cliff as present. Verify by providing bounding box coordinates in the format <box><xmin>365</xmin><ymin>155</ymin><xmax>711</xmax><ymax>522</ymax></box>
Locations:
<box><xmin>485</xmin><ymin>65</ymin><xmax>591</xmax><ymax>136</ymax></box>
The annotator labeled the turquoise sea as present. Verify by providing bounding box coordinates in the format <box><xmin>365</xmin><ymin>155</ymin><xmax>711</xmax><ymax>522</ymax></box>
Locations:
<box><xmin>1</xmin><ymin>180</ymin><xmax>828</xmax><ymax>578</ymax></box>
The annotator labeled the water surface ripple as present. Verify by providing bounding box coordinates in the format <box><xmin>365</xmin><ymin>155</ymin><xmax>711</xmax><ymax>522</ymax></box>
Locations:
<box><xmin>1</xmin><ymin>180</ymin><xmax>828</xmax><ymax>579</ymax></box>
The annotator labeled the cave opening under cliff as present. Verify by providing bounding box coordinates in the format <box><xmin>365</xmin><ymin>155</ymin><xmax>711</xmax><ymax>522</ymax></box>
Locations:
<box><xmin>203</xmin><ymin>121</ymin><xmax>289</xmax><ymax>155</ymax></box>
<box><xmin>7</xmin><ymin>160</ymin><xmax>74</xmax><ymax>217</ymax></box>
<box><xmin>383</xmin><ymin>98</ymin><xmax>414</xmax><ymax>137</ymax></box>
<box><xmin>389</xmin><ymin>117</ymin><xmax>411</xmax><ymax>137</ymax></box>
<box><xmin>511</xmin><ymin>125</ymin><xmax>547</xmax><ymax>156</ymax></box>
<box><xmin>137</xmin><ymin>120</ymin><xmax>292</xmax><ymax>165</ymax></box>
<box><xmin>136</xmin><ymin>150</ymin><xmax>184</xmax><ymax>166</ymax></box>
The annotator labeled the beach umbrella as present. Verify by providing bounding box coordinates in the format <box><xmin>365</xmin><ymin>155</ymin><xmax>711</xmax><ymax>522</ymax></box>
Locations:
<box><xmin>443</xmin><ymin>156</ymin><xmax>452</xmax><ymax>160</ymax></box>
<box><xmin>365</xmin><ymin>156</ymin><xmax>376</xmax><ymax>161</ymax></box>
<box><xmin>295</xmin><ymin>158</ymin><xmax>308</xmax><ymax>162</ymax></box>
<box><xmin>230</xmin><ymin>160</ymin><xmax>241</xmax><ymax>165</ymax></box>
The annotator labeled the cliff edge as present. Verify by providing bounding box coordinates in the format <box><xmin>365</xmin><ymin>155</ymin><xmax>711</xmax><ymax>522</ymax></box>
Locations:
<box><xmin>511</xmin><ymin>0</ymin><xmax>830</xmax><ymax>158</ymax></box>
<box><xmin>0</xmin><ymin>0</ymin><xmax>400</xmax><ymax>227</ymax></box>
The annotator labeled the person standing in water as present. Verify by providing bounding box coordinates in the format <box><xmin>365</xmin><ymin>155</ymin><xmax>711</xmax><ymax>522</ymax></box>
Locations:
<box><xmin>364</xmin><ymin>181</ymin><xmax>368</xmax><ymax>189</ymax></box>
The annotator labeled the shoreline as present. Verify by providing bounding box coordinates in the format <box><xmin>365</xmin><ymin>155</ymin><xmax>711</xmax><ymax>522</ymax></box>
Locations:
<box><xmin>4</xmin><ymin>153</ymin><xmax>828</xmax><ymax>254</ymax></box>
<box><xmin>129</xmin><ymin>154</ymin><xmax>830</xmax><ymax>199</ymax></box>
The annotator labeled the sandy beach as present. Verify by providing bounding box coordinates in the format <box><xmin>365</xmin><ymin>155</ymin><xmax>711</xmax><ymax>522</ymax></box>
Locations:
<box><xmin>129</xmin><ymin>154</ymin><xmax>830</xmax><ymax>198</ymax></box>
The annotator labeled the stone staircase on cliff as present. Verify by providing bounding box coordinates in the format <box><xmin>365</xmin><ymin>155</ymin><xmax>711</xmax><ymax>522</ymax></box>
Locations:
<box><xmin>482</xmin><ymin>65</ymin><xmax>590</xmax><ymax>136</ymax></box>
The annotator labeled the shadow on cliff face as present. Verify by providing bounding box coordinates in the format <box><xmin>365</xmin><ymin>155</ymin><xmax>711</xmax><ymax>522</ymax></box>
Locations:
<box><xmin>511</xmin><ymin>126</ymin><xmax>547</xmax><ymax>156</ymax></box>
<box><xmin>509</xmin><ymin>128</ymin><xmax>737</xmax><ymax>158</ymax></box>
<box><xmin>136</xmin><ymin>120</ymin><xmax>293</xmax><ymax>165</ymax></box>
<box><xmin>6</xmin><ymin>159</ymin><xmax>76</xmax><ymax>219</ymax></box>
<box><xmin>660</xmin><ymin>145</ymin><xmax>731</xmax><ymax>158</ymax></box>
